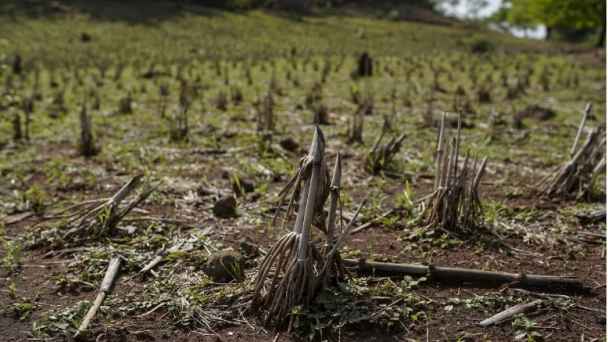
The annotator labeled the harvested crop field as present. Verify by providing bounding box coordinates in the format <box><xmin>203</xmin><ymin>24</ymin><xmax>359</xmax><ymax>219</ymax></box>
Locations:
<box><xmin>0</xmin><ymin>1</ymin><xmax>606</xmax><ymax>341</ymax></box>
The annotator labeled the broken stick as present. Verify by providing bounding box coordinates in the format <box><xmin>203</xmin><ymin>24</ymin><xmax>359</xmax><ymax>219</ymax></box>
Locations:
<box><xmin>570</xmin><ymin>102</ymin><xmax>592</xmax><ymax>158</ymax></box>
<box><xmin>478</xmin><ymin>300</ymin><xmax>542</xmax><ymax>326</ymax></box>
<box><xmin>75</xmin><ymin>255</ymin><xmax>122</xmax><ymax>337</ymax></box>
<box><xmin>342</xmin><ymin>259</ymin><xmax>583</xmax><ymax>288</ymax></box>
<box><xmin>350</xmin><ymin>209</ymin><xmax>394</xmax><ymax>235</ymax></box>
<box><xmin>138</xmin><ymin>241</ymin><xmax>184</xmax><ymax>278</ymax></box>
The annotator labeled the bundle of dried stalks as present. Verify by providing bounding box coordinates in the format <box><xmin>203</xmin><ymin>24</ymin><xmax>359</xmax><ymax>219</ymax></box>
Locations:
<box><xmin>231</xmin><ymin>85</ymin><xmax>243</xmax><ymax>105</ymax></box>
<box><xmin>118</xmin><ymin>92</ymin><xmax>132</xmax><ymax>114</ymax></box>
<box><xmin>305</xmin><ymin>83</ymin><xmax>323</xmax><ymax>109</ymax></box>
<box><xmin>312</xmin><ymin>103</ymin><xmax>330</xmax><ymax>125</ymax></box>
<box><xmin>92</xmin><ymin>87</ymin><xmax>101</xmax><ymax>110</ymax></box>
<box><xmin>256</xmin><ymin>94</ymin><xmax>274</xmax><ymax>152</ymax></box>
<box><xmin>536</xmin><ymin>103</ymin><xmax>606</xmax><ymax>201</ymax></box>
<box><xmin>79</xmin><ymin>98</ymin><xmax>99</xmax><ymax>157</ymax></box>
<box><xmin>251</xmin><ymin>128</ymin><xmax>329</xmax><ymax>327</ymax></box>
<box><xmin>358</xmin><ymin>95</ymin><xmax>374</xmax><ymax>115</ymax></box>
<box><xmin>215</xmin><ymin>90</ymin><xmax>228</xmax><ymax>111</ymax></box>
<box><xmin>347</xmin><ymin>102</ymin><xmax>368</xmax><ymax>144</ymax></box>
<box><xmin>420</xmin><ymin>111</ymin><xmax>487</xmax><ymax>234</ymax></box>
<box><xmin>365</xmin><ymin>118</ymin><xmax>406</xmax><ymax>174</ymax></box>
<box><xmin>169</xmin><ymin>81</ymin><xmax>190</xmax><ymax>142</ymax></box>
<box><xmin>12</xmin><ymin>113</ymin><xmax>22</xmax><ymax>141</ymax></box>
<box><xmin>33</xmin><ymin>175</ymin><xmax>162</xmax><ymax>248</ymax></box>
<box><xmin>252</xmin><ymin>128</ymin><xmax>365</xmax><ymax>330</ymax></box>
<box><xmin>157</xmin><ymin>82</ymin><xmax>169</xmax><ymax>117</ymax></box>
<box><xmin>23</xmin><ymin>97</ymin><xmax>32</xmax><ymax>141</ymax></box>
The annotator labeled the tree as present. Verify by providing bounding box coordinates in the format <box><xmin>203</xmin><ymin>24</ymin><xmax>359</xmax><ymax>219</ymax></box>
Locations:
<box><xmin>489</xmin><ymin>2</ymin><xmax>535</xmax><ymax>34</ymax></box>
<box><xmin>496</xmin><ymin>0</ymin><xmax>606</xmax><ymax>44</ymax></box>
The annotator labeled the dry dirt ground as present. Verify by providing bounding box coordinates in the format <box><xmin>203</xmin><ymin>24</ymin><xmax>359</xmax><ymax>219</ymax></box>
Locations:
<box><xmin>0</xmin><ymin>2</ymin><xmax>606</xmax><ymax>341</ymax></box>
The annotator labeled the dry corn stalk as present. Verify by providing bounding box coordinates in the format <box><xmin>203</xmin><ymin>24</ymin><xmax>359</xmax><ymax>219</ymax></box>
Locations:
<box><xmin>253</xmin><ymin>128</ymin><xmax>366</xmax><ymax>329</ymax></box>
<box><xmin>255</xmin><ymin>93</ymin><xmax>275</xmax><ymax>152</ymax></box>
<box><xmin>347</xmin><ymin>101</ymin><xmax>367</xmax><ymax>144</ymax></box>
<box><xmin>252</xmin><ymin>127</ymin><xmax>329</xmax><ymax>328</ymax></box>
<box><xmin>169</xmin><ymin>81</ymin><xmax>190</xmax><ymax>142</ymax></box>
<box><xmin>315</xmin><ymin>159</ymin><xmax>366</xmax><ymax>288</ymax></box>
<box><xmin>420</xmin><ymin>111</ymin><xmax>487</xmax><ymax>233</ymax></box>
<box><xmin>75</xmin><ymin>255</ymin><xmax>122</xmax><ymax>337</ymax></box>
<box><xmin>536</xmin><ymin>103</ymin><xmax>605</xmax><ymax>201</ymax></box>
<box><xmin>79</xmin><ymin>97</ymin><xmax>99</xmax><ymax>157</ymax></box>
<box><xmin>315</xmin><ymin>153</ymin><xmax>351</xmax><ymax>287</ymax></box>
<box><xmin>33</xmin><ymin>175</ymin><xmax>162</xmax><ymax>247</ymax></box>
<box><xmin>12</xmin><ymin>113</ymin><xmax>22</xmax><ymax>141</ymax></box>
<box><xmin>272</xmin><ymin>128</ymin><xmax>331</xmax><ymax>232</ymax></box>
<box><xmin>365</xmin><ymin>117</ymin><xmax>406</xmax><ymax>174</ymax></box>
<box><xmin>312</xmin><ymin>103</ymin><xmax>330</xmax><ymax>125</ymax></box>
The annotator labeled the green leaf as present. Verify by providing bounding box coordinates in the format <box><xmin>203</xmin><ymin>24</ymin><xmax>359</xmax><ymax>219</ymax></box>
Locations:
<box><xmin>448</xmin><ymin>298</ymin><xmax>461</xmax><ymax>304</ymax></box>
<box><xmin>514</xmin><ymin>330</ymin><xmax>527</xmax><ymax>340</ymax></box>
<box><xmin>444</xmin><ymin>305</ymin><xmax>454</xmax><ymax>311</ymax></box>
<box><xmin>55</xmin><ymin>322</ymin><xmax>69</xmax><ymax>330</ymax></box>
<box><xmin>315</xmin><ymin>293</ymin><xmax>331</xmax><ymax>304</ymax></box>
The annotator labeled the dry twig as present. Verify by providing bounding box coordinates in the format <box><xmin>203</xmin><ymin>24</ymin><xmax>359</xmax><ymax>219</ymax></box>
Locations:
<box><xmin>75</xmin><ymin>255</ymin><xmax>122</xmax><ymax>337</ymax></box>
<box><xmin>343</xmin><ymin>259</ymin><xmax>583</xmax><ymax>288</ymax></box>
<box><xmin>478</xmin><ymin>300</ymin><xmax>542</xmax><ymax>326</ymax></box>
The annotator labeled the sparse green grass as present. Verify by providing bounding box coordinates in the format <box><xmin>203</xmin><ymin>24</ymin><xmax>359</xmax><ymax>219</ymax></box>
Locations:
<box><xmin>0</xmin><ymin>237</ymin><xmax>21</xmax><ymax>272</ymax></box>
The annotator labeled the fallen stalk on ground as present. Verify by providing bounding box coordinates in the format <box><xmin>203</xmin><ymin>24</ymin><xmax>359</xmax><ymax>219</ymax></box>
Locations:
<box><xmin>478</xmin><ymin>300</ymin><xmax>542</xmax><ymax>326</ymax></box>
<box><xmin>342</xmin><ymin>259</ymin><xmax>583</xmax><ymax>288</ymax></box>
<box><xmin>75</xmin><ymin>254</ymin><xmax>122</xmax><ymax>337</ymax></box>
<box><xmin>31</xmin><ymin>174</ymin><xmax>162</xmax><ymax>248</ymax></box>
<box><xmin>131</xmin><ymin>241</ymin><xmax>185</xmax><ymax>279</ymax></box>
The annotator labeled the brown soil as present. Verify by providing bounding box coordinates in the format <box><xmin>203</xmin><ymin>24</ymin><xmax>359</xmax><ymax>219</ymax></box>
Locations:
<box><xmin>0</xmin><ymin>146</ymin><xmax>605</xmax><ymax>342</ymax></box>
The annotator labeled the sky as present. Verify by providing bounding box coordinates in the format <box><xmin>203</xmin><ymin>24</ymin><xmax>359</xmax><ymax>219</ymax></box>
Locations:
<box><xmin>438</xmin><ymin>0</ymin><xmax>547</xmax><ymax>40</ymax></box>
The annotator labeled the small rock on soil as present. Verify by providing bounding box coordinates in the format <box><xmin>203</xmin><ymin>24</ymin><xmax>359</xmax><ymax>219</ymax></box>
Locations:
<box><xmin>239</xmin><ymin>236</ymin><xmax>260</xmax><ymax>257</ymax></box>
<box><xmin>232</xmin><ymin>177</ymin><xmax>255</xmax><ymax>195</ymax></box>
<box><xmin>213</xmin><ymin>195</ymin><xmax>237</xmax><ymax>217</ymax></box>
<box><xmin>203</xmin><ymin>250</ymin><xmax>245</xmax><ymax>281</ymax></box>
<box><xmin>280</xmin><ymin>137</ymin><xmax>300</xmax><ymax>152</ymax></box>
